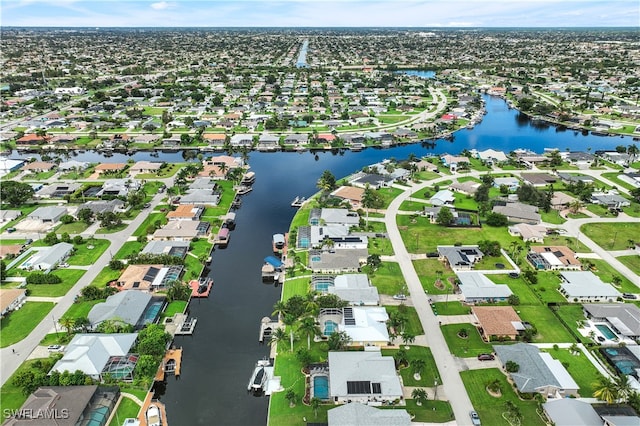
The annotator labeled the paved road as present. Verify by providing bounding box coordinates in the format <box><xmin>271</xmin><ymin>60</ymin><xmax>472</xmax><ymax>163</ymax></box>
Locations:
<box><xmin>385</xmin><ymin>179</ymin><xmax>476</xmax><ymax>426</ymax></box>
<box><xmin>0</xmin><ymin>191</ymin><xmax>165</xmax><ymax>386</ymax></box>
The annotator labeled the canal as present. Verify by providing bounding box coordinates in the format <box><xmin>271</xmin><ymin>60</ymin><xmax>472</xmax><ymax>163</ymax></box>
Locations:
<box><xmin>8</xmin><ymin>96</ymin><xmax>637</xmax><ymax>425</ymax></box>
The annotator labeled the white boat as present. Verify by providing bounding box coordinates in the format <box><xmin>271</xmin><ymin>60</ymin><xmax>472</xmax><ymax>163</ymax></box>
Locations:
<box><xmin>291</xmin><ymin>196</ymin><xmax>306</xmax><ymax>207</ymax></box>
<box><xmin>146</xmin><ymin>404</ymin><xmax>161</xmax><ymax>426</ymax></box>
<box><xmin>248</xmin><ymin>359</ymin><xmax>271</xmax><ymax>392</ymax></box>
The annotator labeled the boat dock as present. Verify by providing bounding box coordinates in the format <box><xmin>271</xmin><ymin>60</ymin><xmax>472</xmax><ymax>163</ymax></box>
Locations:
<box><xmin>137</xmin><ymin>393</ymin><xmax>168</xmax><ymax>426</ymax></box>
<box><xmin>241</xmin><ymin>171</ymin><xmax>256</xmax><ymax>185</ymax></box>
<box><xmin>164</xmin><ymin>313</ymin><xmax>197</xmax><ymax>336</ymax></box>
<box><xmin>155</xmin><ymin>347</ymin><xmax>183</xmax><ymax>381</ymax></box>
<box><xmin>258</xmin><ymin>317</ymin><xmax>281</xmax><ymax>343</ymax></box>
<box><xmin>189</xmin><ymin>277</ymin><xmax>213</xmax><ymax>297</ymax></box>
<box><xmin>175</xmin><ymin>317</ymin><xmax>197</xmax><ymax>335</ymax></box>
<box><xmin>291</xmin><ymin>196</ymin><xmax>306</xmax><ymax>207</ymax></box>
<box><xmin>261</xmin><ymin>256</ymin><xmax>284</xmax><ymax>283</ymax></box>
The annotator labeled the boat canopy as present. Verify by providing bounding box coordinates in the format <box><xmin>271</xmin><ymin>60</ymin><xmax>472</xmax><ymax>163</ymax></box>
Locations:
<box><xmin>264</xmin><ymin>256</ymin><xmax>283</xmax><ymax>268</ymax></box>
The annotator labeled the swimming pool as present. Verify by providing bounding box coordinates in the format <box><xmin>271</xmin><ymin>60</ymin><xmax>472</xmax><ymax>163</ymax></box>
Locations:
<box><xmin>323</xmin><ymin>320</ymin><xmax>337</xmax><ymax>336</ymax></box>
<box><xmin>596</xmin><ymin>324</ymin><xmax>617</xmax><ymax>340</ymax></box>
<box><xmin>313</xmin><ymin>375</ymin><xmax>329</xmax><ymax>400</ymax></box>
<box><xmin>314</xmin><ymin>281</ymin><xmax>332</xmax><ymax>292</ymax></box>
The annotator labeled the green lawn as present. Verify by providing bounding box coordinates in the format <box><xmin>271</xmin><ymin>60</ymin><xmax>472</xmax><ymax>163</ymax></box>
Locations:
<box><xmin>460</xmin><ymin>369</ymin><xmax>545</xmax><ymax>426</ymax></box>
<box><xmin>95</xmin><ymin>223</ymin><xmax>127</xmax><ymax>234</ymax></box>
<box><xmin>382</xmin><ymin>345</ymin><xmax>439</xmax><ymax>386</ymax></box>
<box><xmin>539</xmin><ymin>209</ymin><xmax>566</xmax><ymax>224</ymax></box>
<box><xmin>0</xmin><ymin>359</ymin><xmax>51</xmax><ymax>416</ymax></box>
<box><xmin>398</xmin><ymin>400</ymin><xmax>454</xmax><ymax>423</ymax></box>
<box><xmin>366</xmin><ymin>261</ymin><xmax>407</xmax><ymax>295</ymax></box>
<box><xmin>189</xmin><ymin>239</ymin><xmax>213</xmax><ymax>258</ymax></box>
<box><xmin>68</xmin><ymin>239</ymin><xmax>110</xmax><ymax>265</ymax></box>
<box><xmin>27</xmin><ymin>269</ymin><xmax>86</xmax><ymax>297</ymax></box>
<box><xmin>516</xmin><ymin>305</ymin><xmax>575</xmax><ymax>343</ymax></box>
<box><xmin>163</xmin><ymin>300</ymin><xmax>187</xmax><ymax>317</ymax></box>
<box><xmin>89</xmin><ymin>266</ymin><xmax>121</xmax><ymax>287</ymax></box>
<box><xmin>377</xmin><ymin>187</ymin><xmax>405</xmax><ymax>209</ymax></box>
<box><xmin>581</xmin><ymin>222</ymin><xmax>640</xmax><ymax>250</ymax></box>
<box><xmin>132</xmin><ymin>212</ymin><xmax>167</xmax><ymax>237</ymax></box>
<box><xmin>587</xmin><ymin>258</ymin><xmax>639</xmax><ymax>293</ymax></box>
<box><xmin>0</xmin><ymin>302</ymin><xmax>54</xmax><ymax>347</ymax></box>
<box><xmin>55</xmin><ymin>221</ymin><xmax>89</xmax><ymax>234</ymax></box>
<box><xmin>554</xmin><ymin>305</ymin><xmax>592</xmax><ymax>344</ymax></box>
<box><xmin>413</xmin><ymin>258</ymin><xmax>456</xmax><ymax>295</ymax></box>
<box><xmin>108</xmin><ymin>396</ymin><xmax>141</xmax><ymax>426</ymax></box>
<box><xmin>114</xmin><ymin>241</ymin><xmax>145</xmax><ymax>260</ymax></box>
<box><xmin>440</xmin><ymin>323</ymin><xmax>493</xmax><ymax>357</ymax></box>
<box><xmin>385</xmin><ymin>305</ymin><xmax>424</xmax><ymax>335</ymax></box>
<box><xmin>282</xmin><ymin>277</ymin><xmax>310</xmax><ymax>301</ymax></box>
<box><xmin>540</xmin><ymin>347</ymin><xmax>604</xmax><ymax>397</ymax></box>
<box><xmin>432</xmin><ymin>301</ymin><xmax>471</xmax><ymax>315</ymax></box>
<box><xmin>40</xmin><ymin>332</ymin><xmax>70</xmax><ymax>346</ymax></box>
<box><xmin>542</xmin><ymin>235</ymin><xmax>592</xmax><ymax>253</ymax></box>
<box><xmin>62</xmin><ymin>299</ymin><xmax>103</xmax><ymax>321</ymax></box>
<box><xmin>618</xmin><ymin>255</ymin><xmax>640</xmax><ymax>275</ymax></box>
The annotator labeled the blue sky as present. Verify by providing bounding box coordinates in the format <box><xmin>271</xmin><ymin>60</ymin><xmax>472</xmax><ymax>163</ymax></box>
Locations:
<box><xmin>1</xmin><ymin>1</ymin><xmax>638</xmax><ymax>27</ymax></box>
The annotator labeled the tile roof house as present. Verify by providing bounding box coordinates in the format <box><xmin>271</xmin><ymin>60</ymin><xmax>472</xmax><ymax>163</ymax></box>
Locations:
<box><xmin>476</xmin><ymin>148</ymin><xmax>508</xmax><ymax>164</ymax></box>
<box><xmin>328</xmin><ymin>349</ymin><xmax>403</xmax><ymax>404</ymax></box>
<box><xmin>493</xmin><ymin>343</ymin><xmax>580</xmax><ymax>397</ymax></box>
<box><xmin>472</xmin><ymin>306</ymin><xmax>524</xmax><ymax>341</ymax></box>
<box><xmin>327</xmin><ymin>402</ymin><xmax>410</xmax><ymax>426</ymax></box>
<box><xmin>550</xmin><ymin>192</ymin><xmax>578</xmax><ymax>210</ymax></box>
<box><xmin>543</xmin><ymin>399</ymin><xmax>602</xmax><ymax>426</ymax></box>
<box><xmin>166</xmin><ymin>204</ymin><xmax>205</xmax><ymax>221</ymax></box>
<box><xmin>559</xmin><ymin>271</ymin><xmax>621</xmax><ymax>303</ymax></box>
<box><xmin>521</xmin><ymin>173</ymin><xmax>557</xmax><ymax>186</ymax></box>
<box><xmin>583</xmin><ymin>304</ymin><xmax>640</xmax><ymax>340</ymax></box>
<box><xmin>116</xmin><ymin>264</ymin><xmax>183</xmax><ymax>291</ymax></box>
<box><xmin>22</xmin><ymin>161</ymin><xmax>56</xmax><ymax>172</ymax></box>
<box><xmin>528</xmin><ymin>246</ymin><xmax>581</xmax><ymax>270</ymax></box>
<box><xmin>331</xmin><ymin>186</ymin><xmax>365</xmax><ymax>209</ymax></box>
<box><xmin>457</xmin><ymin>272</ymin><xmax>513</xmax><ymax>303</ymax></box>
<box><xmin>449</xmin><ymin>180</ymin><xmax>480</xmax><ymax>195</ymax></box>
<box><xmin>437</xmin><ymin>246</ymin><xmax>484</xmax><ymax>271</ymax></box>
<box><xmin>508</xmin><ymin>223</ymin><xmax>547</xmax><ymax>243</ymax></box>
<box><xmin>128</xmin><ymin>161</ymin><xmax>163</xmax><ymax>175</ymax></box>
<box><xmin>76</xmin><ymin>200</ymin><xmax>126</xmax><ymax>216</ymax></box>
<box><xmin>0</xmin><ymin>245</ymin><xmax>23</xmax><ymax>260</ymax></box>
<box><xmin>0</xmin><ymin>288</ymin><xmax>27</xmax><ymax>317</ymax></box>
<box><xmin>51</xmin><ymin>334</ymin><xmax>138</xmax><ymax>381</ymax></box>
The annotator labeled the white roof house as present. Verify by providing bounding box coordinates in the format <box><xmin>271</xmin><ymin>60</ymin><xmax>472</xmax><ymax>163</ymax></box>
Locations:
<box><xmin>327</xmin><ymin>402</ymin><xmax>410</xmax><ymax>426</ymax></box>
<box><xmin>559</xmin><ymin>271</ymin><xmax>622</xmax><ymax>303</ymax></box>
<box><xmin>328</xmin><ymin>274</ymin><xmax>380</xmax><ymax>305</ymax></box>
<box><xmin>19</xmin><ymin>242</ymin><xmax>74</xmax><ymax>273</ymax></box>
<box><xmin>51</xmin><ymin>334</ymin><xmax>137</xmax><ymax>380</ymax></box>
<box><xmin>328</xmin><ymin>349</ymin><xmax>403</xmax><ymax>404</ymax></box>
<box><xmin>429</xmin><ymin>189</ymin><xmax>455</xmax><ymax>206</ymax></box>
<box><xmin>477</xmin><ymin>148</ymin><xmax>508</xmax><ymax>163</ymax></box>
<box><xmin>457</xmin><ymin>271</ymin><xmax>513</xmax><ymax>303</ymax></box>
<box><xmin>337</xmin><ymin>307</ymin><xmax>390</xmax><ymax>346</ymax></box>
<box><xmin>309</xmin><ymin>208</ymin><xmax>360</xmax><ymax>226</ymax></box>
<box><xmin>27</xmin><ymin>206</ymin><xmax>67</xmax><ymax>223</ymax></box>
<box><xmin>543</xmin><ymin>399</ymin><xmax>602</xmax><ymax>426</ymax></box>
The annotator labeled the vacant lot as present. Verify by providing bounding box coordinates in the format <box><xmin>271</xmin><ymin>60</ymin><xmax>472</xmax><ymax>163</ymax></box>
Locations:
<box><xmin>581</xmin><ymin>222</ymin><xmax>640</xmax><ymax>251</ymax></box>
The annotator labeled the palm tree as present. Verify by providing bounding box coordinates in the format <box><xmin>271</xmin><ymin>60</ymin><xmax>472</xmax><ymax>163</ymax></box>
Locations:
<box><xmin>298</xmin><ymin>316</ymin><xmax>320</xmax><ymax>350</ymax></box>
<box><xmin>401</xmin><ymin>331</ymin><xmax>416</xmax><ymax>348</ymax></box>
<box><xmin>282</xmin><ymin>313</ymin><xmax>297</xmax><ymax>352</ymax></box>
<box><xmin>310</xmin><ymin>397</ymin><xmax>321</xmax><ymax>418</ymax></box>
<box><xmin>614</xmin><ymin>374</ymin><xmax>633</xmax><ymax>403</ymax></box>
<box><xmin>411</xmin><ymin>388</ymin><xmax>428</xmax><ymax>406</ymax></box>
<box><xmin>59</xmin><ymin>317</ymin><xmax>75</xmax><ymax>335</ymax></box>
<box><xmin>411</xmin><ymin>359</ymin><xmax>426</xmax><ymax>380</ymax></box>
<box><xmin>569</xmin><ymin>200</ymin><xmax>584</xmax><ymax>214</ymax></box>
<box><xmin>218</xmin><ymin>162</ymin><xmax>228</xmax><ymax>177</ymax></box>
<box><xmin>272</xmin><ymin>300</ymin><xmax>288</xmax><ymax>320</ymax></box>
<box><xmin>593</xmin><ymin>376</ymin><xmax>618</xmax><ymax>403</ymax></box>
<box><xmin>509</xmin><ymin>240</ymin><xmax>520</xmax><ymax>259</ymax></box>
<box><xmin>394</xmin><ymin>348</ymin><xmax>409</xmax><ymax>368</ymax></box>
<box><xmin>627</xmin><ymin>144</ymin><xmax>639</xmax><ymax>164</ymax></box>
<box><xmin>269</xmin><ymin>328</ymin><xmax>287</xmax><ymax>352</ymax></box>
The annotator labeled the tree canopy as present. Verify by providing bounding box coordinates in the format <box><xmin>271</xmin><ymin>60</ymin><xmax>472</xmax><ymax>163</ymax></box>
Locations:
<box><xmin>1</xmin><ymin>181</ymin><xmax>34</xmax><ymax>206</ymax></box>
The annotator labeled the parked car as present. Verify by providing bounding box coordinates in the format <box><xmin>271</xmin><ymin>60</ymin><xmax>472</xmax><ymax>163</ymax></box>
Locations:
<box><xmin>58</xmin><ymin>263</ymin><xmax>69</xmax><ymax>268</ymax></box>
<box><xmin>477</xmin><ymin>353</ymin><xmax>495</xmax><ymax>361</ymax></box>
<box><xmin>623</xmin><ymin>293</ymin><xmax>637</xmax><ymax>300</ymax></box>
<box><xmin>47</xmin><ymin>345</ymin><xmax>64</xmax><ymax>352</ymax></box>
<box><xmin>6</xmin><ymin>227</ymin><xmax>16</xmax><ymax>233</ymax></box>
<box><xmin>470</xmin><ymin>410</ymin><xmax>481</xmax><ymax>426</ymax></box>
<box><xmin>392</xmin><ymin>294</ymin><xmax>407</xmax><ymax>300</ymax></box>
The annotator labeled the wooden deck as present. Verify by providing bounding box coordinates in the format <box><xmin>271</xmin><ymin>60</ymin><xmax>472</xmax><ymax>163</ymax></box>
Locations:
<box><xmin>189</xmin><ymin>278</ymin><xmax>213</xmax><ymax>297</ymax></box>
<box><xmin>138</xmin><ymin>392</ymin><xmax>168</xmax><ymax>426</ymax></box>
<box><xmin>154</xmin><ymin>347</ymin><xmax>183</xmax><ymax>381</ymax></box>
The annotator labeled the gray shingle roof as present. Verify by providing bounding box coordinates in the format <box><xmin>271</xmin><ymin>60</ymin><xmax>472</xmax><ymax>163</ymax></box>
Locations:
<box><xmin>88</xmin><ymin>290</ymin><xmax>152</xmax><ymax>328</ymax></box>
<box><xmin>328</xmin><ymin>402</ymin><xmax>410</xmax><ymax>426</ymax></box>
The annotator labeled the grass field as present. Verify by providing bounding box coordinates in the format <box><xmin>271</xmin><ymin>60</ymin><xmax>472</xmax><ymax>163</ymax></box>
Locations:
<box><xmin>0</xmin><ymin>302</ymin><xmax>54</xmax><ymax>347</ymax></box>
<box><xmin>432</xmin><ymin>301</ymin><xmax>471</xmax><ymax>316</ymax></box>
<box><xmin>282</xmin><ymin>277</ymin><xmax>310</xmax><ymax>301</ymax></box>
<box><xmin>108</xmin><ymin>396</ymin><xmax>141</xmax><ymax>426</ymax></box>
<box><xmin>540</xmin><ymin>347</ymin><xmax>604</xmax><ymax>397</ymax></box>
<box><xmin>588</xmin><ymin>258</ymin><xmax>639</xmax><ymax>294</ymax></box>
<box><xmin>89</xmin><ymin>266</ymin><xmax>121</xmax><ymax>287</ymax></box>
<box><xmin>516</xmin><ymin>305</ymin><xmax>575</xmax><ymax>343</ymax></box>
<box><xmin>460</xmin><ymin>369</ymin><xmax>545</xmax><ymax>426</ymax></box>
<box><xmin>618</xmin><ymin>255</ymin><xmax>640</xmax><ymax>275</ymax></box>
<box><xmin>61</xmin><ymin>299</ymin><xmax>103</xmax><ymax>321</ymax></box>
<box><xmin>162</xmin><ymin>300</ymin><xmax>188</xmax><ymax>317</ymax></box>
<box><xmin>385</xmin><ymin>305</ymin><xmax>425</xmax><ymax>336</ymax></box>
<box><xmin>27</xmin><ymin>269</ymin><xmax>86</xmax><ymax>297</ymax></box>
<box><xmin>114</xmin><ymin>241</ymin><xmax>145</xmax><ymax>260</ymax></box>
<box><xmin>68</xmin><ymin>239</ymin><xmax>110</xmax><ymax>265</ymax></box>
<box><xmin>367</xmin><ymin>261</ymin><xmax>406</xmax><ymax>295</ymax></box>
<box><xmin>55</xmin><ymin>221</ymin><xmax>90</xmax><ymax>234</ymax></box>
<box><xmin>581</xmin><ymin>222</ymin><xmax>640</xmax><ymax>251</ymax></box>
<box><xmin>441</xmin><ymin>323</ymin><xmax>493</xmax><ymax>357</ymax></box>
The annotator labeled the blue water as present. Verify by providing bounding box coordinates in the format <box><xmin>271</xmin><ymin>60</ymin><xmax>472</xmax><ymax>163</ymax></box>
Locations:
<box><xmin>142</xmin><ymin>301</ymin><xmax>163</xmax><ymax>325</ymax></box>
<box><xmin>313</xmin><ymin>375</ymin><xmax>329</xmax><ymax>400</ymax></box>
<box><xmin>296</xmin><ymin>39</ymin><xmax>309</xmax><ymax>68</ymax></box>
<box><xmin>596</xmin><ymin>324</ymin><xmax>617</xmax><ymax>340</ymax></box>
<box><xmin>314</xmin><ymin>281</ymin><xmax>331</xmax><ymax>292</ymax></box>
<box><xmin>400</xmin><ymin>70</ymin><xmax>436</xmax><ymax>79</ymax></box>
<box><xmin>323</xmin><ymin>320</ymin><xmax>338</xmax><ymax>336</ymax></box>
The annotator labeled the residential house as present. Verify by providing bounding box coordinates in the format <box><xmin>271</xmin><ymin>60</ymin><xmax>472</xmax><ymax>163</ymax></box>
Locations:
<box><xmin>350</xmin><ymin>173</ymin><xmax>394</xmax><ymax>189</ymax></box>
<box><xmin>440</xmin><ymin>154</ymin><xmax>468</xmax><ymax>172</ymax></box>
<box><xmin>179</xmin><ymin>189</ymin><xmax>220</xmax><ymax>206</ymax></box>
<box><xmin>472</xmin><ymin>306</ymin><xmax>524</xmax><ymax>341</ymax></box>
<box><xmin>528</xmin><ymin>246</ymin><xmax>581</xmax><ymax>270</ymax></box>
<box><xmin>494</xmin><ymin>343</ymin><xmax>580</xmax><ymax>397</ymax></box>
<box><xmin>229</xmin><ymin>133</ymin><xmax>254</xmax><ymax>147</ymax></box>
<box><xmin>51</xmin><ymin>334</ymin><xmax>138</xmax><ymax>381</ymax></box>
<box><xmin>22</xmin><ymin>161</ymin><xmax>55</xmax><ymax>173</ymax></box>
<box><xmin>152</xmin><ymin>220</ymin><xmax>210</xmax><ymax>241</ymax></box>
<box><xmin>3</xmin><ymin>385</ymin><xmax>119</xmax><ymax>426</ymax></box>
<box><xmin>166</xmin><ymin>204</ymin><xmax>205</xmax><ymax>221</ymax></box>
<box><xmin>313</xmin><ymin>274</ymin><xmax>379</xmax><ymax>305</ymax></box>
<box><xmin>429</xmin><ymin>189</ymin><xmax>456</xmax><ymax>206</ymax></box>
<box><xmin>0</xmin><ymin>157</ymin><xmax>25</xmax><ymax>177</ymax></box>
<box><xmin>283</xmin><ymin>133</ymin><xmax>308</xmax><ymax>146</ymax></box>
<box><xmin>618</xmin><ymin>172</ymin><xmax>640</xmax><ymax>188</ymax></box>
<box><xmin>550</xmin><ymin>192</ymin><xmax>578</xmax><ymax>210</ymax></box>
<box><xmin>543</xmin><ymin>399</ymin><xmax>602</xmax><ymax>426</ymax></box>
<box><xmin>319</xmin><ymin>306</ymin><xmax>389</xmax><ymax>346</ymax></box>
<box><xmin>492</xmin><ymin>202</ymin><xmax>541</xmax><ymax>225</ymax></box>
<box><xmin>141</xmin><ymin>240</ymin><xmax>190</xmax><ymax>259</ymax></box>
<box><xmin>564</xmin><ymin>151</ymin><xmax>596</xmax><ymax>167</ymax></box>
<box><xmin>600</xmin><ymin>152</ymin><xmax>631</xmax><ymax>166</ymax></box>
<box><xmin>476</xmin><ymin>149</ymin><xmax>508</xmax><ymax>165</ymax></box>
<box><xmin>58</xmin><ymin>160</ymin><xmax>89</xmax><ymax>171</ymax></box>
<box><xmin>327</xmin><ymin>402</ymin><xmax>410</xmax><ymax>426</ymax></box>
<box><xmin>94</xmin><ymin>163</ymin><xmax>127</xmax><ymax>175</ymax></box>
<box><xmin>0</xmin><ymin>210</ymin><xmax>21</xmax><ymax>223</ymax></box>
<box><xmin>438</xmin><ymin>246</ymin><xmax>484</xmax><ymax>271</ymax></box>
<box><xmin>76</xmin><ymin>200</ymin><xmax>126</xmax><ymax>216</ymax></box>
<box><xmin>449</xmin><ymin>180</ymin><xmax>480</xmax><ymax>196</ymax></box>
<box><xmin>457</xmin><ymin>272</ymin><xmax>513</xmax><ymax>303</ymax></box>
<box><xmin>88</xmin><ymin>291</ymin><xmax>161</xmax><ymax>330</ymax></box>
<box><xmin>19</xmin><ymin>242</ymin><xmax>74</xmax><ymax>273</ymax></box>
<box><xmin>257</xmin><ymin>133</ymin><xmax>280</xmax><ymax>151</ymax></box>
<box><xmin>559</xmin><ymin>271</ymin><xmax>622</xmax><ymax>303</ymax></box>
<box><xmin>309</xmin><ymin>208</ymin><xmax>360</xmax><ymax>226</ymax></box>
<box><xmin>16</xmin><ymin>134</ymin><xmax>52</xmax><ymax>145</ymax></box>
<box><xmin>590</xmin><ymin>192</ymin><xmax>631</xmax><ymax>210</ymax></box>
<box><xmin>328</xmin><ymin>349</ymin><xmax>403</xmax><ymax>404</ymax></box>
<box><xmin>508</xmin><ymin>223</ymin><xmax>547</xmax><ymax>243</ymax></box>
<box><xmin>308</xmin><ymin>249</ymin><xmax>368</xmax><ymax>274</ymax></box>
<box><xmin>0</xmin><ymin>245</ymin><xmax>23</xmax><ymax>260</ymax></box>
<box><xmin>97</xmin><ymin>179</ymin><xmax>140</xmax><ymax>197</ymax></box>
<box><xmin>493</xmin><ymin>177</ymin><xmax>520</xmax><ymax>192</ymax></box>
<box><xmin>521</xmin><ymin>173</ymin><xmax>557</xmax><ymax>187</ymax></box>
<box><xmin>331</xmin><ymin>186</ymin><xmax>365</xmax><ymax>209</ymax></box>
<box><xmin>128</xmin><ymin>161</ymin><xmax>163</xmax><ymax>175</ymax></box>
<box><xmin>0</xmin><ymin>289</ymin><xmax>27</xmax><ymax>317</ymax></box>
<box><xmin>583</xmin><ymin>304</ymin><xmax>640</xmax><ymax>340</ymax></box>
<box><xmin>297</xmin><ymin>225</ymin><xmax>366</xmax><ymax>249</ymax></box>
<box><xmin>557</xmin><ymin>173</ymin><xmax>594</xmax><ymax>185</ymax></box>
<box><xmin>35</xmin><ymin>182</ymin><xmax>82</xmax><ymax>198</ymax></box>
<box><xmin>203</xmin><ymin>133</ymin><xmax>227</xmax><ymax>149</ymax></box>
<box><xmin>115</xmin><ymin>264</ymin><xmax>184</xmax><ymax>291</ymax></box>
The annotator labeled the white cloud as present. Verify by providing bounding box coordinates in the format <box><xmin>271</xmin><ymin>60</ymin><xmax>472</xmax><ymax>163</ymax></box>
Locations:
<box><xmin>150</xmin><ymin>1</ymin><xmax>176</xmax><ymax>10</ymax></box>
